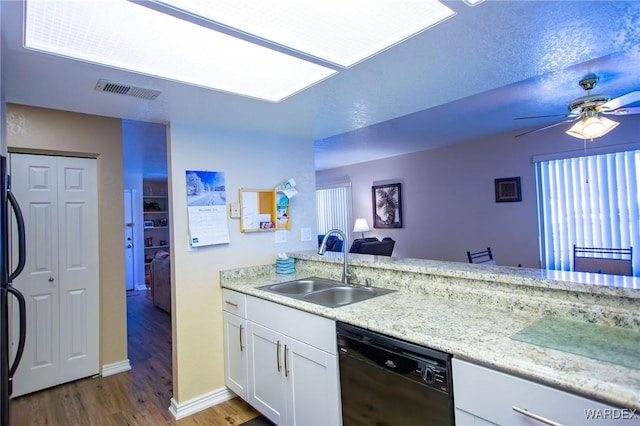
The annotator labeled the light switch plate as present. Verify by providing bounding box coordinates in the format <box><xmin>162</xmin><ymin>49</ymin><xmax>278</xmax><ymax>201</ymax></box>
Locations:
<box><xmin>301</xmin><ymin>227</ymin><xmax>312</xmax><ymax>242</ymax></box>
<box><xmin>229</xmin><ymin>202</ymin><xmax>240</xmax><ymax>218</ymax></box>
<box><xmin>275</xmin><ymin>230</ymin><xmax>287</xmax><ymax>243</ymax></box>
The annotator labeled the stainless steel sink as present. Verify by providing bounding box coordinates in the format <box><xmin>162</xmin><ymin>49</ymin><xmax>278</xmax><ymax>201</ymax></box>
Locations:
<box><xmin>303</xmin><ymin>286</ymin><xmax>394</xmax><ymax>308</ymax></box>
<box><xmin>257</xmin><ymin>276</ymin><xmax>395</xmax><ymax>308</ymax></box>
<box><xmin>262</xmin><ymin>278</ymin><xmax>340</xmax><ymax>295</ymax></box>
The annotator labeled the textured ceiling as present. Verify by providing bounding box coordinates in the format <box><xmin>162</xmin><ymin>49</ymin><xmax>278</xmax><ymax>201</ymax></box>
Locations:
<box><xmin>2</xmin><ymin>1</ymin><xmax>640</xmax><ymax>173</ymax></box>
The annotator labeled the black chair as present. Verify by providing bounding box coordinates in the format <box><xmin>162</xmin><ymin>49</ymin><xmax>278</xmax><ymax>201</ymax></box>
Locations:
<box><xmin>467</xmin><ymin>247</ymin><xmax>495</xmax><ymax>265</ymax></box>
<box><xmin>318</xmin><ymin>234</ymin><xmax>344</xmax><ymax>252</ymax></box>
<box><xmin>573</xmin><ymin>245</ymin><xmax>633</xmax><ymax>276</ymax></box>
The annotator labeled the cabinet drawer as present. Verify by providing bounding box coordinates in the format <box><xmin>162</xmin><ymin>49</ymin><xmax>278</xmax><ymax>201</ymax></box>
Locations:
<box><xmin>247</xmin><ymin>295</ymin><xmax>336</xmax><ymax>354</ymax></box>
<box><xmin>452</xmin><ymin>358</ymin><xmax>631</xmax><ymax>426</ymax></box>
<box><xmin>222</xmin><ymin>289</ymin><xmax>246</xmax><ymax>317</ymax></box>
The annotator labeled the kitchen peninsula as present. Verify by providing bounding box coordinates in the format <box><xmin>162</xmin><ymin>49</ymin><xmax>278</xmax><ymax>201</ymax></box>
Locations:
<box><xmin>220</xmin><ymin>251</ymin><xmax>640</xmax><ymax>422</ymax></box>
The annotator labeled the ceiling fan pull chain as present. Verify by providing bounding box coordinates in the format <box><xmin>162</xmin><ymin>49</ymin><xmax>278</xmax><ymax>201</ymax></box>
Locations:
<box><xmin>584</xmin><ymin>138</ymin><xmax>589</xmax><ymax>184</ymax></box>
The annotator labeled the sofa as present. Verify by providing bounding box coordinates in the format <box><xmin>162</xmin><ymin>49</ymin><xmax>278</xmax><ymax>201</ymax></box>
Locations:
<box><xmin>150</xmin><ymin>250</ymin><xmax>171</xmax><ymax>313</ymax></box>
<box><xmin>349</xmin><ymin>237</ymin><xmax>395</xmax><ymax>256</ymax></box>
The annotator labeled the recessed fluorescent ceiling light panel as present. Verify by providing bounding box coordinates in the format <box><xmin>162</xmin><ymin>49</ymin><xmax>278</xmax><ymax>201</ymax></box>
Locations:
<box><xmin>151</xmin><ymin>0</ymin><xmax>455</xmax><ymax>68</ymax></box>
<box><xmin>24</xmin><ymin>0</ymin><xmax>336</xmax><ymax>102</ymax></box>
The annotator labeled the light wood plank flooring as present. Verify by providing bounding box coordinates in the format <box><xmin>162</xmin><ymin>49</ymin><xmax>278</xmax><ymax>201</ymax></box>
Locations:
<box><xmin>10</xmin><ymin>290</ymin><xmax>260</xmax><ymax>425</ymax></box>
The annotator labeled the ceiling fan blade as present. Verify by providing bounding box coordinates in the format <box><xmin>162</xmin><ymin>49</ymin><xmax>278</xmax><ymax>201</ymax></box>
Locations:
<box><xmin>601</xmin><ymin>91</ymin><xmax>640</xmax><ymax>110</ymax></box>
<box><xmin>603</xmin><ymin>106</ymin><xmax>640</xmax><ymax>116</ymax></box>
<box><xmin>514</xmin><ymin>113</ymin><xmax>570</xmax><ymax>120</ymax></box>
<box><xmin>514</xmin><ymin>118</ymin><xmax>578</xmax><ymax>138</ymax></box>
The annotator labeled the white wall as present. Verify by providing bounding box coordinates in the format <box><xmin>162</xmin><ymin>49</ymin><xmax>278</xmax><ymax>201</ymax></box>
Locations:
<box><xmin>317</xmin><ymin>114</ymin><xmax>640</xmax><ymax>268</ymax></box>
<box><xmin>166</xmin><ymin>122</ymin><xmax>317</xmax><ymax>403</ymax></box>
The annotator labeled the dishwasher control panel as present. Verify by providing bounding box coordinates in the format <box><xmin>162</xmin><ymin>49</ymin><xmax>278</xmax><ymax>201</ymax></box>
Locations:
<box><xmin>418</xmin><ymin>362</ymin><xmax>449</xmax><ymax>393</ymax></box>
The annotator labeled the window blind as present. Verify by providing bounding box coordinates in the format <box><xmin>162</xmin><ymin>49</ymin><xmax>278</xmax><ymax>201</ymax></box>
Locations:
<box><xmin>316</xmin><ymin>184</ymin><xmax>352</xmax><ymax>237</ymax></box>
<box><xmin>536</xmin><ymin>150</ymin><xmax>640</xmax><ymax>276</ymax></box>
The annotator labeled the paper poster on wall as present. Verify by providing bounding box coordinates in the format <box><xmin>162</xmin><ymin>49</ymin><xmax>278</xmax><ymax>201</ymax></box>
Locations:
<box><xmin>186</xmin><ymin>170</ymin><xmax>230</xmax><ymax>247</ymax></box>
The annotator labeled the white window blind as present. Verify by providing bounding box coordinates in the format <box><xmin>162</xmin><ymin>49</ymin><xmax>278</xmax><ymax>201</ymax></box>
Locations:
<box><xmin>535</xmin><ymin>150</ymin><xmax>640</xmax><ymax>276</ymax></box>
<box><xmin>316</xmin><ymin>184</ymin><xmax>352</xmax><ymax>237</ymax></box>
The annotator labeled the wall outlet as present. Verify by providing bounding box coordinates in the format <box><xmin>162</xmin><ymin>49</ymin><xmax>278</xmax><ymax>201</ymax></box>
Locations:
<box><xmin>301</xmin><ymin>227</ymin><xmax>312</xmax><ymax>242</ymax></box>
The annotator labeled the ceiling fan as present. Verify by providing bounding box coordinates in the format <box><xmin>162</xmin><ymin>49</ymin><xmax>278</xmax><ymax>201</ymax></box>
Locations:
<box><xmin>514</xmin><ymin>74</ymin><xmax>640</xmax><ymax>139</ymax></box>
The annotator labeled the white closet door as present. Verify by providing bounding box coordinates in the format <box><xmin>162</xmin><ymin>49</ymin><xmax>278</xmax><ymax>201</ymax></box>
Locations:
<box><xmin>10</xmin><ymin>153</ymin><xmax>99</xmax><ymax>397</ymax></box>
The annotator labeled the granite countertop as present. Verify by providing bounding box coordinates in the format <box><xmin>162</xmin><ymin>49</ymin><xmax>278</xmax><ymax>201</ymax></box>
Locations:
<box><xmin>220</xmin><ymin>254</ymin><xmax>640</xmax><ymax>410</ymax></box>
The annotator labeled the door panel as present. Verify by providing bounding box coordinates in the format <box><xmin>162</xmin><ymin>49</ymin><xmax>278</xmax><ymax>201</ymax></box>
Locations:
<box><xmin>57</xmin><ymin>156</ymin><xmax>99</xmax><ymax>385</ymax></box>
<box><xmin>287</xmin><ymin>339</ymin><xmax>340</xmax><ymax>426</ymax></box>
<box><xmin>31</xmin><ymin>293</ymin><xmax>55</xmax><ymax>370</ymax></box>
<box><xmin>10</xmin><ymin>153</ymin><xmax>99</xmax><ymax>397</ymax></box>
<box><xmin>11</xmin><ymin>154</ymin><xmax>60</xmax><ymax>396</ymax></box>
<box><xmin>247</xmin><ymin>322</ymin><xmax>285</xmax><ymax>425</ymax></box>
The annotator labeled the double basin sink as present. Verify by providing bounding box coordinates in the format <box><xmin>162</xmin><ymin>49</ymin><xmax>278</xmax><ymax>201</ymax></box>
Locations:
<box><xmin>257</xmin><ymin>276</ymin><xmax>395</xmax><ymax>308</ymax></box>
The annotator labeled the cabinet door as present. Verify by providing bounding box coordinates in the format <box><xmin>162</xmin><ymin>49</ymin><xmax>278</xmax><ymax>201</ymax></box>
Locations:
<box><xmin>286</xmin><ymin>338</ymin><xmax>340</xmax><ymax>426</ymax></box>
<box><xmin>247</xmin><ymin>322</ymin><xmax>287</xmax><ymax>425</ymax></box>
<box><xmin>223</xmin><ymin>312</ymin><xmax>247</xmax><ymax>399</ymax></box>
<box><xmin>453</xmin><ymin>359</ymin><xmax>631</xmax><ymax>426</ymax></box>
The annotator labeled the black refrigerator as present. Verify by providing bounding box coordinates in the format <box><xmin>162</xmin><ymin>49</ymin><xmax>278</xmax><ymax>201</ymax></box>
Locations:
<box><xmin>0</xmin><ymin>154</ymin><xmax>26</xmax><ymax>426</ymax></box>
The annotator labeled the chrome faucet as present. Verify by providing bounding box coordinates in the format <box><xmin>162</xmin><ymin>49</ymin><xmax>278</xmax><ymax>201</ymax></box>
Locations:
<box><xmin>318</xmin><ymin>229</ymin><xmax>350</xmax><ymax>284</ymax></box>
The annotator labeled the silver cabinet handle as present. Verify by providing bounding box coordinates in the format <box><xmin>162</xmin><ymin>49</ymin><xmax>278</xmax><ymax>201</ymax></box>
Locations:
<box><xmin>239</xmin><ymin>324</ymin><xmax>244</xmax><ymax>352</ymax></box>
<box><xmin>276</xmin><ymin>341</ymin><xmax>281</xmax><ymax>372</ymax></box>
<box><xmin>512</xmin><ymin>406</ymin><xmax>563</xmax><ymax>426</ymax></box>
<box><xmin>284</xmin><ymin>344</ymin><xmax>289</xmax><ymax>377</ymax></box>
<box><xmin>224</xmin><ymin>300</ymin><xmax>238</xmax><ymax>308</ymax></box>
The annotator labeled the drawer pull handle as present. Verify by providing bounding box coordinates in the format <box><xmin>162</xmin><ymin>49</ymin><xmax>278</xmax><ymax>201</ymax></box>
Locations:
<box><xmin>224</xmin><ymin>300</ymin><xmax>238</xmax><ymax>308</ymax></box>
<box><xmin>239</xmin><ymin>324</ymin><xmax>244</xmax><ymax>352</ymax></box>
<box><xmin>512</xmin><ymin>406</ymin><xmax>563</xmax><ymax>426</ymax></box>
<box><xmin>276</xmin><ymin>341</ymin><xmax>282</xmax><ymax>372</ymax></box>
<box><xmin>284</xmin><ymin>344</ymin><xmax>289</xmax><ymax>377</ymax></box>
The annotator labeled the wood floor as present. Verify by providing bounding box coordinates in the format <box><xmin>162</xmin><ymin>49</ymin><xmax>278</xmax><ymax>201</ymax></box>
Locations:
<box><xmin>10</xmin><ymin>290</ymin><xmax>261</xmax><ymax>425</ymax></box>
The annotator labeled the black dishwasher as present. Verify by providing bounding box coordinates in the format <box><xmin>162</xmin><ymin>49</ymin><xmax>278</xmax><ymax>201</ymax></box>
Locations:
<box><xmin>337</xmin><ymin>322</ymin><xmax>454</xmax><ymax>426</ymax></box>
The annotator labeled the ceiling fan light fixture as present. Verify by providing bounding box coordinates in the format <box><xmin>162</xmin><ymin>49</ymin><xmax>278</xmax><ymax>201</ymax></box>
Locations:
<box><xmin>565</xmin><ymin>115</ymin><xmax>619</xmax><ymax>140</ymax></box>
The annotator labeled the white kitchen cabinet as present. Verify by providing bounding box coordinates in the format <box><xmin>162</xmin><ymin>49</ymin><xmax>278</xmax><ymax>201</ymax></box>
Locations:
<box><xmin>453</xmin><ymin>358</ymin><xmax>637</xmax><ymax>426</ymax></box>
<box><xmin>246</xmin><ymin>295</ymin><xmax>340</xmax><ymax>426</ymax></box>
<box><xmin>222</xmin><ymin>290</ymin><xmax>248</xmax><ymax>399</ymax></box>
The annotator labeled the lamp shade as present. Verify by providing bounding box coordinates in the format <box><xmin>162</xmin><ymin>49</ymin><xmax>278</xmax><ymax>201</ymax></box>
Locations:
<box><xmin>566</xmin><ymin>115</ymin><xmax>619</xmax><ymax>140</ymax></box>
<box><xmin>352</xmin><ymin>218</ymin><xmax>371</xmax><ymax>238</ymax></box>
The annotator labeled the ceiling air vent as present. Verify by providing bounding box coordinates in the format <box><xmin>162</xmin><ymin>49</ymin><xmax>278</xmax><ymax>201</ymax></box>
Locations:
<box><xmin>94</xmin><ymin>79</ymin><xmax>161</xmax><ymax>100</ymax></box>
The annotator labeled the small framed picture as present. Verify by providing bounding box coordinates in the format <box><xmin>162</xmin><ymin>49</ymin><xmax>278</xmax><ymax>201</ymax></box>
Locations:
<box><xmin>143</xmin><ymin>220</ymin><xmax>155</xmax><ymax>228</ymax></box>
<box><xmin>495</xmin><ymin>177</ymin><xmax>522</xmax><ymax>202</ymax></box>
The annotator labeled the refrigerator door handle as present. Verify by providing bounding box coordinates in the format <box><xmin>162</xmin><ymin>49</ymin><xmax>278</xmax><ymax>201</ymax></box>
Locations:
<box><xmin>7</xmin><ymin>286</ymin><xmax>26</xmax><ymax>394</ymax></box>
<box><xmin>7</xmin><ymin>190</ymin><xmax>25</xmax><ymax>281</ymax></box>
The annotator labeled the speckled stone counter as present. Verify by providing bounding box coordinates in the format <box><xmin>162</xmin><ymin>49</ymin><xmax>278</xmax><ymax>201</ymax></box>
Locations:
<box><xmin>220</xmin><ymin>251</ymin><xmax>640</xmax><ymax>410</ymax></box>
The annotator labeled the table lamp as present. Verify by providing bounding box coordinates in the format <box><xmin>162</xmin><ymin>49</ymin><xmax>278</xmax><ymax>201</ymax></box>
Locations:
<box><xmin>352</xmin><ymin>218</ymin><xmax>371</xmax><ymax>239</ymax></box>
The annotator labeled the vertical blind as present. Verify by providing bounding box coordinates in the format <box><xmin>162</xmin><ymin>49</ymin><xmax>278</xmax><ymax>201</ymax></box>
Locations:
<box><xmin>316</xmin><ymin>184</ymin><xmax>352</xmax><ymax>237</ymax></box>
<box><xmin>535</xmin><ymin>150</ymin><xmax>640</xmax><ymax>276</ymax></box>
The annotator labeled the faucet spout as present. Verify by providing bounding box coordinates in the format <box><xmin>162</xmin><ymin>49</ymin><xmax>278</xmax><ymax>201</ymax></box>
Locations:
<box><xmin>318</xmin><ymin>229</ymin><xmax>350</xmax><ymax>284</ymax></box>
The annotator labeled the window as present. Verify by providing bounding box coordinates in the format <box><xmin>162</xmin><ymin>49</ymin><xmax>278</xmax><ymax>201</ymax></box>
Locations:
<box><xmin>316</xmin><ymin>183</ymin><xmax>352</xmax><ymax>238</ymax></box>
<box><xmin>535</xmin><ymin>150</ymin><xmax>640</xmax><ymax>276</ymax></box>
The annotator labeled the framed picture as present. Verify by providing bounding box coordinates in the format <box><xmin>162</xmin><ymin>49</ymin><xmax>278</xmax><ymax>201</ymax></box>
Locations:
<box><xmin>372</xmin><ymin>183</ymin><xmax>402</xmax><ymax>228</ymax></box>
<box><xmin>495</xmin><ymin>177</ymin><xmax>522</xmax><ymax>202</ymax></box>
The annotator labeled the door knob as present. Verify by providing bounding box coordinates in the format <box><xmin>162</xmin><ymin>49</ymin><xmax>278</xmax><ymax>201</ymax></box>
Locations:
<box><xmin>127</xmin><ymin>244</ymin><xmax>132</xmax><ymax>248</ymax></box>
<box><xmin>48</xmin><ymin>277</ymin><xmax>54</xmax><ymax>282</ymax></box>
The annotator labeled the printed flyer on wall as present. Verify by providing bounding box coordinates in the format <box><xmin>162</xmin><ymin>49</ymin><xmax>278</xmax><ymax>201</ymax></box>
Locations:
<box><xmin>186</xmin><ymin>170</ymin><xmax>230</xmax><ymax>247</ymax></box>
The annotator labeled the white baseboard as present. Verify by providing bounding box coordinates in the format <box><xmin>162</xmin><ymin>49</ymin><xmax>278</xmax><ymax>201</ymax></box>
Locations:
<box><xmin>101</xmin><ymin>359</ymin><xmax>132</xmax><ymax>377</ymax></box>
<box><xmin>169</xmin><ymin>387</ymin><xmax>236</xmax><ymax>420</ymax></box>
<box><xmin>135</xmin><ymin>284</ymin><xmax>149</xmax><ymax>291</ymax></box>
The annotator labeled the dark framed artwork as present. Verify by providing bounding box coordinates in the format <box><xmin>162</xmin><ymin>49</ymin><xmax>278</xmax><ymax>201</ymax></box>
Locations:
<box><xmin>372</xmin><ymin>183</ymin><xmax>402</xmax><ymax>228</ymax></box>
<box><xmin>495</xmin><ymin>177</ymin><xmax>522</xmax><ymax>202</ymax></box>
